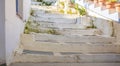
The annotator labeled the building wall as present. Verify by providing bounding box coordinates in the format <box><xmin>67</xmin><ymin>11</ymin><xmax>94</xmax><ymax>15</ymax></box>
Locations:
<box><xmin>5</xmin><ymin>0</ymin><xmax>31</xmax><ymax>65</ymax></box>
<box><xmin>0</xmin><ymin>0</ymin><xmax>5</xmax><ymax>64</ymax></box>
<box><xmin>23</xmin><ymin>0</ymin><xmax>31</xmax><ymax>21</ymax></box>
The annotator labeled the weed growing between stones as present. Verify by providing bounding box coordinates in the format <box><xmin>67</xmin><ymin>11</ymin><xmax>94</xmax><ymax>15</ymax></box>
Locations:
<box><xmin>24</xmin><ymin>18</ymin><xmax>60</xmax><ymax>35</ymax></box>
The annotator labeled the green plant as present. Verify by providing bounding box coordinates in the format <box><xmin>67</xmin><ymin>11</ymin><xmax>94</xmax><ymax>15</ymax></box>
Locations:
<box><xmin>46</xmin><ymin>29</ymin><xmax>59</xmax><ymax>35</ymax></box>
<box><xmin>30</xmin><ymin>9</ymin><xmax>34</xmax><ymax>16</ymax></box>
<box><xmin>78</xmin><ymin>6</ymin><xmax>87</xmax><ymax>16</ymax></box>
<box><xmin>24</xmin><ymin>18</ymin><xmax>41</xmax><ymax>34</ymax></box>
<box><xmin>42</xmin><ymin>1</ymin><xmax>53</xmax><ymax>6</ymax></box>
<box><xmin>74</xmin><ymin>4</ymin><xmax>87</xmax><ymax>16</ymax></box>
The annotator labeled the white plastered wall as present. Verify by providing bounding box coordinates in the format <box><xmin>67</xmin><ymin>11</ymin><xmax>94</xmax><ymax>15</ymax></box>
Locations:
<box><xmin>5</xmin><ymin>0</ymin><xmax>31</xmax><ymax>65</ymax></box>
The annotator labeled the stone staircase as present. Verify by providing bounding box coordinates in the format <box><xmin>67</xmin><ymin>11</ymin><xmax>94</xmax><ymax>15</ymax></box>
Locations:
<box><xmin>10</xmin><ymin>6</ymin><xmax>120</xmax><ymax>66</ymax></box>
<box><xmin>12</xmin><ymin>34</ymin><xmax>120</xmax><ymax>64</ymax></box>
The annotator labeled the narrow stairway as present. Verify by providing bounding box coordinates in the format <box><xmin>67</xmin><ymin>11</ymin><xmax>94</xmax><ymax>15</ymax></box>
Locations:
<box><xmin>10</xmin><ymin>6</ymin><xmax>120</xmax><ymax>66</ymax></box>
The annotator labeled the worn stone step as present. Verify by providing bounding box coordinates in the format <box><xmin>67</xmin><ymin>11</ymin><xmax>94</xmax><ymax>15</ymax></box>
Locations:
<box><xmin>38</xmin><ymin>28</ymin><xmax>101</xmax><ymax>36</ymax></box>
<box><xmin>14</xmin><ymin>53</ymin><xmax>76</xmax><ymax>63</ymax></box>
<box><xmin>33</xmin><ymin>12</ymin><xmax>79</xmax><ymax>19</ymax></box>
<box><xmin>10</xmin><ymin>63</ymin><xmax>120</xmax><ymax>66</ymax></box>
<box><xmin>57</xmin><ymin>29</ymin><xmax>102</xmax><ymax>36</ymax></box>
<box><xmin>29</xmin><ymin>21</ymin><xmax>101</xmax><ymax>36</ymax></box>
<box><xmin>31</xmin><ymin>6</ymin><xmax>59</xmax><ymax>14</ymax></box>
<box><xmin>31</xmin><ymin>16</ymin><xmax>77</xmax><ymax>24</ymax></box>
<box><xmin>22</xmin><ymin>42</ymin><xmax>120</xmax><ymax>53</ymax></box>
<box><xmin>37</xmin><ymin>22</ymin><xmax>86</xmax><ymax>29</ymax></box>
<box><xmin>20</xmin><ymin>34</ymin><xmax>117</xmax><ymax>53</ymax></box>
<box><xmin>13</xmin><ymin>50</ymin><xmax>120</xmax><ymax>63</ymax></box>
<box><xmin>33</xmin><ymin>34</ymin><xmax>115</xmax><ymax>43</ymax></box>
<box><xmin>21</xmin><ymin>34</ymin><xmax>115</xmax><ymax>45</ymax></box>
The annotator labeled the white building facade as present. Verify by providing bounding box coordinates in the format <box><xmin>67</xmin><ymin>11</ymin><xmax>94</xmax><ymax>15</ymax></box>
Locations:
<box><xmin>0</xmin><ymin>0</ymin><xmax>31</xmax><ymax>65</ymax></box>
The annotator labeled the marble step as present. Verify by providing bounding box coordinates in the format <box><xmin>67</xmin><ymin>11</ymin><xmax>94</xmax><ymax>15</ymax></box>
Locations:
<box><xmin>14</xmin><ymin>50</ymin><xmax>120</xmax><ymax>63</ymax></box>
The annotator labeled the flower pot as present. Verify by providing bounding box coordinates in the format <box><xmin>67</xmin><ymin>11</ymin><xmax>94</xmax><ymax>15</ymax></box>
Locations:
<box><xmin>105</xmin><ymin>2</ymin><xmax>115</xmax><ymax>9</ymax></box>
<box><xmin>115</xmin><ymin>3</ymin><xmax>120</xmax><ymax>12</ymax></box>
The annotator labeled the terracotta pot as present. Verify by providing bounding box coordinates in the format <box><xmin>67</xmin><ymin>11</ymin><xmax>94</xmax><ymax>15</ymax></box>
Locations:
<box><xmin>105</xmin><ymin>2</ymin><xmax>115</xmax><ymax>9</ymax></box>
<box><xmin>115</xmin><ymin>3</ymin><xmax>120</xmax><ymax>12</ymax></box>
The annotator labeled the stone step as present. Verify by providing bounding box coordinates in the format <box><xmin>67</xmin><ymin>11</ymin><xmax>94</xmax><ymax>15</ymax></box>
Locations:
<box><xmin>33</xmin><ymin>12</ymin><xmax>79</xmax><ymax>19</ymax></box>
<box><xmin>56</xmin><ymin>29</ymin><xmax>102</xmax><ymax>36</ymax></box>
<box><xmin>20</xmin><ymin>34</ymin><xmax>118</xmax><ymax>53</ymax></box>
<box><xmin>36</xmin><ymin>22</ymin><xmax>86</xmax><ymax>29</ymax></box>
<box><xmin>10</xmin><ymin>63</ymin><xmax>120</xmax><ymax>66</ymax></box>
<box><xmin>22</xmin><ymin>42</ymin><xmax>120</xmax><ymax>53</ymax></box>
<box><xmin>21</xmin><ymin>34</ymin><xmax>115</xmax><ymax>45</ymax></box>
<box><xmin>13</xmin><ymin>50</ymin><xmax>120</xmax><ymax>63</ymax></box>
<box><xmin>31</xmin><ymin>16</ymin><xmax>77</xmax><ymax>24</ymax></box>
<box><xmin>38</xmin><ymin>28</ymin><xmax>101</xmax><ymax>36</ymax></box>
<box><xmin>31</xmin><ymin>34</ymin><xmax>115</xmax><ymax>43</ymax></box>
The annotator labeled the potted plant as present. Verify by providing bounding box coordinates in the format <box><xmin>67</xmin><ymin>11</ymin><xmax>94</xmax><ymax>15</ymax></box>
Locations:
<box><xmin>105</xmin><ymin>0</ymin><xmax>117</xmax><ymax>9</ymax></box>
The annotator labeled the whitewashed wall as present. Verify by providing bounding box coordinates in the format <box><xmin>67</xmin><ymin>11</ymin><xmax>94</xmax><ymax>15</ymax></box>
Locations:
<box><xmin>0</xmin><ymin>0</ymin><xmax>5</xmax><ymax>64</ymax></box>
<box><xmin>23</xmin><ymin>0</ymin><xmax>31</xmax><ymax>21</ymax></box>
<box><xmin>5</xmin><ymin>0</ymin><xmax>31</xmax><ymax>65</ymax></box>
